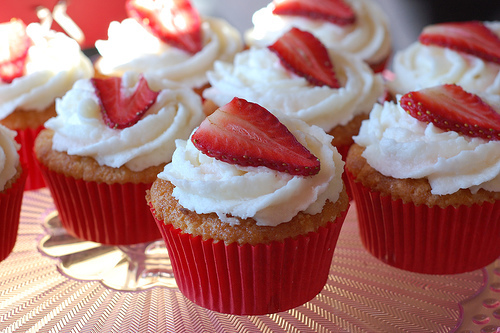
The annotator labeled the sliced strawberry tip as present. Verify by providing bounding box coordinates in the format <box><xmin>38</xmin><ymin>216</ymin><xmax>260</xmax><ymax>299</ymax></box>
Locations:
<box><xmin>419</xmin><ymin>21</ymin><xmax>500</xmax><ymax>65</ymax></box>
<box><xmin>126</xmin><ymin>0</ymin><xmax>203</xmax><ymax>54</ymax></box>
<box><xmin>400</xmin><ymin>84</ymin><xmax>500</xmax><ymax>141</ymax></box>
<box><xmin>191</xmin><ymin>97</ymin><xmax>321</xmax><ymax>176</ymax></box>
<box><xmin>268</xmin><ymin>27</ymin><xmax>340</xmax><ymax>88</ymax></box>
<box><xmin>0</xmin><ymin>18</ymin><xmax>31</xmax><ymax>83</ymax></box>
<box><xmin>272</xmin><ymin>0</ymin><xmax>355</xmax><ymax>26</ymax></box>
<box><xmin>91</xmin><ymin>75</ymin><xmax>160</xmax><ymax>129</ymax></box>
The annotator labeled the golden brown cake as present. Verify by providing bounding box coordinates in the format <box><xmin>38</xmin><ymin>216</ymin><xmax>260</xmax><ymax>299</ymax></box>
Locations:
<box><xmin>0</xmin><ymin>105</ymin><xmax>56</xmax><ymax>131</ymax></box>
<box><xmin>0</xmin><ymin>19</ymin><xmax>93</xmax><ymax>189</ymax></box>
<box><xmin>346</xmin><ymin>84</ymin><xmax>500</xmax><ymax>274</ymax></box>
<box><xmin>34</xmin><ymin>72</ymin><xmax>205</xmax><ymax>245</ymax></box>
<box><xmin>148</xmin><ymin>178</ymin><xmax>348</xmax><ymax>246</ymax></box>
<box><xmin>35</xmin><ymin>129</ymin><xmax>164</xmax><ymax>185</ymax></box>
<box><xmin>148</xmin><ymin>97</ymin><xmax>349</xmax><ymax>315</ymax></box>
<box><xmin>347</xmin><ymin>143</ymin><xmax>500</xmax><ymax>208</ymax></box>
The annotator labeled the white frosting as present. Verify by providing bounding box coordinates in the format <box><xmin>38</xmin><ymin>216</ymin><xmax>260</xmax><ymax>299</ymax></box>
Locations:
<box><xmin>95</xmin><ymin>17</ymin><xmax>243</xmax><ymax>88</ymax></box>
<box><xmin>244</xmin><ymin>0</ymin><xmax>391</xmax><ymax>65</ymax></box>
<box><xmin>203</xmin><ymin>47</ymin><xmax>384</xmax><ymax>132</ymax></box>
<box><xmin>158</xmin><ymin>113</ymin><xmax>344</xmax><ymax>226</ymax></box>
<box><xmin>354</xmin><ymin>95</ymin><xmax>500</xmax><ymax>195</ymax></box>
<box><xmin>45</xmin><ymin>72</ymin><xmax>205</xmax><ymax>171</ymax></box>
<box><xmin>389</xmin><ymin>22</ymin><xmax>500</xmax><ymax>96</ymax></box>
<box><xmin>0</xmin><ymin>23</ymin><xmax>94</xmax><ymax>119</ymax></box>
<box><xmin>0</xmin><ymin>125</ymin><xmax>20</xmax><ymax>191</ymax></box>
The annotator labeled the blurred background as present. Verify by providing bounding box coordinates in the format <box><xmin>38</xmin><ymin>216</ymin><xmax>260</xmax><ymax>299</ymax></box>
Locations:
<box><xmin>1</xmin><ymin>0</ymin><xmax>499</xmax><ymax>56</ymax></box>
<box><xmin>202</xmin><ymin>0</ymin><xmax>500</xmax><ymax>52</ymax></box>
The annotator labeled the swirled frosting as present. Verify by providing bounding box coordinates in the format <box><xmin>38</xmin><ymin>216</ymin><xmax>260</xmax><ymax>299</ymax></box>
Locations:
<box><xmin>0</xmin><ymin>23</ymin><xmax>94</xmax><ymax>119</ymax></box>
<box><xmin>203</xmin><ymin>47</ymin><xmax>384</xmax><ymax>132</ymax></box>
<box><xmin>0</xmin><ymin>125</ymin><xmax>20</xmax><ymax>191</ymax></box>
<box><xmin>244</xmin><ymin>0</ymin><xmax>391</xmax><ymax>66</ymax></box>
<box><xmin>44</xmin><ymin>72</ymin><xmax>205</xmax><ymax>171</ymax></box>
<box><xmin>95</xmin><ymin>17</ymin><xmax>243</xmax><ymax>88</ymax></box>
<box><xmin>354</xmin><ymin>94</ymin><xmax>500</xmax><ymax>195</ymax></box>
<box><xmin>388</xmin><ymin>22</ymin><xmax>500</xmax><ymax>96</ymax></box>
<box><xmin>158</xmin><ymin>113</ymin><xmax>344</xmax><ymax>227</ymax></box>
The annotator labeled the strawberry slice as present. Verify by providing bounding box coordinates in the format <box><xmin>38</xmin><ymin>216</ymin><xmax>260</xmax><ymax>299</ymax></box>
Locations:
<box><xmin>268</xmin><ymin>27</ymin><xmax>340</xmax><ymax>88</ymax></box>
<box><xmin>91</xmin><ymin>75</ymin><xmax>160</xmax><ymax>129</ymax></box>
<box><xmin>191</xmin><ymin>97</ymin><xmax>321</xmax><ymax>176</ymax></box>
<box><xmin>272</xmin><ymin>0</ymin><xmax>355</xmax><ymax>26</ymax></box>
<box><xmin>400</xmin><ymin>84</ymin><xmax>500</xmax><ymax>141</ymax></box>
<box><xmin>0</xmin><ymin>18</ymin><xmax>31</xmax><ymax>83</ymax></box>
<box><xmin>126</xmin><ymin>0</ymin><xmax>202</xmax><ymax>54</ymax></box>
<box><xmin>419</xmin><ymin>21</ymin><xmax>500</xmax><ymax>65</ymax></box>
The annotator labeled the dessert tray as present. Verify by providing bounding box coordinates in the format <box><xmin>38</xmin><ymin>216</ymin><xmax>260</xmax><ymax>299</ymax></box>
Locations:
<box><xmin>1</xmin><ymin>188</ymin><xmax>500</xmax><ymax>332</ymax></box>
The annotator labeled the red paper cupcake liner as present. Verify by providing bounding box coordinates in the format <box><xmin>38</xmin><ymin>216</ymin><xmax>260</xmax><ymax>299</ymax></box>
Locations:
<box><xmin>16</xmin><ymin>126</ymin><xmax>46</xmax><ymax>190</ymax></box>
<box><xmin>152</xmin><ymin>207</ymin><xmax>348</xmax><ymax>315</ymax></box>
<box><xmin>0</xmin><ymin>168</ymin><xmax>28</xmax><ymax>262</ymax></box>
<box><xmin>347</xmin><ymin>169</ymin><xmax>500</xmax><ymax>275</ymax></box>
<box><xmin>38</xmin><ymin>163</ymin><xmax>161</xmax><ymax>245</ymax></box>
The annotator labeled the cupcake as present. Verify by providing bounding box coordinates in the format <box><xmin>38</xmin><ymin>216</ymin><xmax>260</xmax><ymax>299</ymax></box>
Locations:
<box><xmin>244</xmin><ymin>0</ymin><xmax>392</xmax><ymax>73</ymax></box>
<box><xmin>388</xmin><ymin>21</ymin><xmax>500</xmax><ymax>97</ymax></box>
<box><xmin>0</xmin><ymin>19</ymin><xmax>94</xmax><ymax>190</ymax></box>
<box><xmin>94</xmin><ymin>0</ymin><xmax>243</xmax><ymax>95</ymax></box>
<box><xmin>204</xmin><ymin>27</ymin><xmax>384</xmax><ymax>160</ymax></box>
<box><xmin>346</xmin><ymin>84</ymin><xmax>500</xmax><ymax>274</ymax></box>
<box><xmin>34</xmin><ymin>72</ymin><xmax>205</xmax><ymax>245</ymax></box>
<box><xmin>148</xmin><ymin>97</ymin><xmax>349</xmax><ymax>315</ymax></box>
<box><xmin>0</xmin><ymin>124</ymin><xmax>27</xmax><ymax>262</ymax></box>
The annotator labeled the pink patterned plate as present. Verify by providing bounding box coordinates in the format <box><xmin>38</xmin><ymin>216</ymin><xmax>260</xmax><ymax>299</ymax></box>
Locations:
<box><xmin>0</xmin><ymin>189</ymin><xmax>497</xmax><ymax>332</ymax></box>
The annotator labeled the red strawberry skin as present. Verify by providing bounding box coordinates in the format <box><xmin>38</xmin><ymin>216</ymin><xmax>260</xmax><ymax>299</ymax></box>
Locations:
<box><xmin>268</xmin><ymin>27</ymin><xmax>340</xmax><ymax>88</ymax></box>
<box><xmin>0</xmin><ymin>18</ymin><xmax>31</xmax><ymax>83</ymax></box>
<box><xmin>91</xmin><ymin>75</ymin><xmax>160</xmax><ymax>129</ymax></box>
<box><xmin>272</xmin><ymin>0</ymin><xmax>355</xmax><ymax>26</ymax></box>
<box><xmin>400</xmin><ymin>84</ymin><xmax>500</xmax><ymax>141</ymax></box>
<box><xmin>191</xmin><ymin>97</ymin><xmax>321</xmax><ymax>176</ymax></box>
<box><xmin>419</xmin><ymin>21</ymin><xmax>500</xmax><ymax>65</ymax></box>
<box><xmin>126</xmin><ymin>0</ymin><xmax>202</xmax><ymax>54</ymax></box>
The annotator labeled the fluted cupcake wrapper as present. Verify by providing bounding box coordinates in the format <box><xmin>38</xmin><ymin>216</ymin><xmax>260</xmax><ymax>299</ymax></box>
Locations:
<box><xmin>347</xmin><ymin>170</ymin><xmax>500</xmax><ymax>275</ymax></box>
<box><xmin>38</xmin><ymin>163</ymin><xmax>161</xmax><ymax>245</ymax></box>
<box><xmin>0</xmin><ymin>168</ymin><xmax>27</xmax><ymax>262</ymax></box>
<box><xmin>16</xmin><ymin>126</ymin><xmax>46</xmax><ymax>190</ymax></box>
<box><xmin>152</xmin><ymin>208</ymin><xmax>348</xmax><ymax>315</ymax></box>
